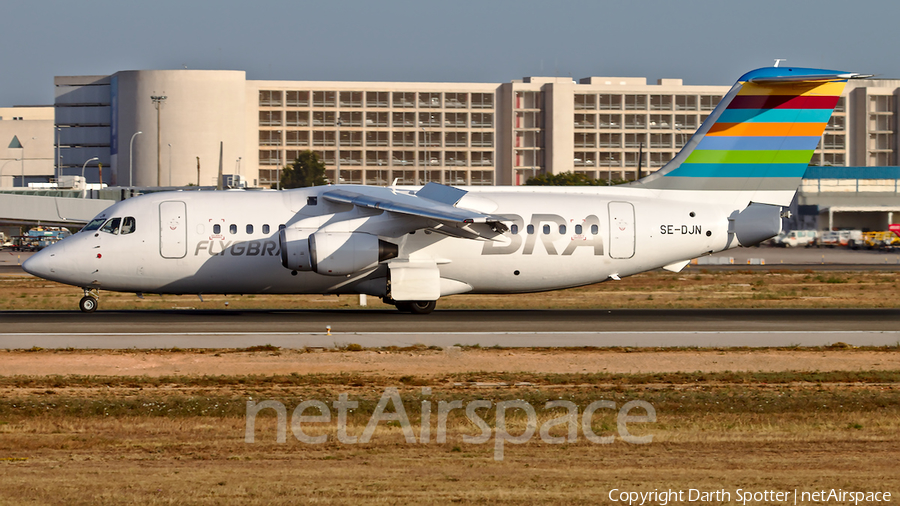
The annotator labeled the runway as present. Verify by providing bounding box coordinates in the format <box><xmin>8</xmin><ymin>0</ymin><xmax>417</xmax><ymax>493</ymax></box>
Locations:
<box><xmin>1</xmin><ymin>308</ymin><xmax>898</xmax><ymax>349</ymax></box>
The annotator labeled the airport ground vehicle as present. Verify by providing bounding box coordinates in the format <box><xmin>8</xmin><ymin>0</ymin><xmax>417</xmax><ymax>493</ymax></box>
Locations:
<box><xmin>864</xmin><ymin>231</ymin><xmax>900</xmax><ymax>250</ymax></box>
<box><xmin>9</xmin><ymin>227</ymin><xmax>73</xmax><ymax>251</ymax></box>
<box><xmin>772</xmin><ymin>230</ymin><xmax>817</xmax><ymax>247</ymax></box>
<box><xmin>816</xmin><ymin>230</ymin><xmax>863</xmax><ymax>249</ymax></box>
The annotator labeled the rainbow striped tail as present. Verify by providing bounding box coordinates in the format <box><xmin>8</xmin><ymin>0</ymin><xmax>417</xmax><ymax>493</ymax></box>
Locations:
<box><xmin>639</xmin><ymin>67</ymin><xmax>868</xmax><ymax>206</ymax></box>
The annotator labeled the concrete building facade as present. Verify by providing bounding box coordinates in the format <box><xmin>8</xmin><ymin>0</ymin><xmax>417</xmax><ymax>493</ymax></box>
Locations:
<box><xmin>0</xmin><ymin>69</ymin><xmax>886</xmax><ymax>193</ymax></box>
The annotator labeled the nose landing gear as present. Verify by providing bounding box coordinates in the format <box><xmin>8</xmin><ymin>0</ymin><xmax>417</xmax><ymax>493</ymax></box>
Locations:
<box><xmin>79</xmin><ymin>288</ymin><xmax>99</xmax><ymax>313</ymax></box>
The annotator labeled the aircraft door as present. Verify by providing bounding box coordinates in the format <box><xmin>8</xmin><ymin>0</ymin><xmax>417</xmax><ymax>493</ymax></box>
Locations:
<box><xmin>608</xmin><ymin>202</ymin><xmax>635</xmax><ymax>259</ymax></box>
<box><xmin>159</xmin><ymin>201</ymin><xmax>187</xmax><ymax>259</ymax></box>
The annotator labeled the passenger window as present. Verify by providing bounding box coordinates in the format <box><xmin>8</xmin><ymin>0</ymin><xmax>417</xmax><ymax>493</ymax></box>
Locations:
<box><xmin>591</xmin><ymin>224</ymin><xmax>599</xmax><ymax>235</ymax></box>
<box><xmin>229</xmin><ymin>224</ymin><xmax>237</xmax><ymax>234</ymax></box>
<box><xmin>542</xmin><ymin>224</ymin><xmax>551</xmax><ymax>235</ymax></box>
<box><xmin>213</xmin><ymin>224</ymin><xmax>221</xmax><ymax>234</ymax></box>
<box><xmin>510</xmin><ymin>224</ymin><xmax>518</xmax><ymax>235</ymax></box>
<box><xmin>279</xmin><ymin>224</ymin><xmax>286</xmax><ymax>230</ymax></box>
<box><xmin>100</xmin><ymin>217</ymin><xmax>121</xmax><ymax>234</ymax></box>
<box><xmin>120</xmin><ymin>217</ymin><xmax>136</xmax><ymax>235</ymax></box>
<box><xmin>262</xmin><ymin>224</ymin><xmax>270</xmax><ymax>234</ymax></box>
<box><xmin>559</xmin><ymin>224</ymin><xmax>566</xmax><ymax>234</ymax></box>
<box><xmin>246</xmin><ymin>224</ymin><xmax>253</xmax><ymax>234</ymax></box>
<box><xmin>526</xmin><ymin>224</ymin><xmax>534</xmax><ymax>235</ymax></box>
<box><xmin>307</xmin><ymin>196</ymin><xmax>318</xmax><ymax>206</ymax></box>
<box><xmin>575</xmin><ymin>224</ymin><xmax>583</xmax><ymax>235</ymax></box>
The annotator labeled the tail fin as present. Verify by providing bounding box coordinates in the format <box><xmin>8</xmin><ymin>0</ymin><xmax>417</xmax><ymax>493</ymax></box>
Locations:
<box><xmin>637</xmin><ymin>67</ymin><xmax>867</xmax><ymax>206</ymax></box>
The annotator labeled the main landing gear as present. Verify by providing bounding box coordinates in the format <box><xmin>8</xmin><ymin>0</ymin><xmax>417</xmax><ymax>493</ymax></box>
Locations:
<box><xmin>79</xmin><ymin>288</ymin><xmax>99</xmax><ymax>313</ymax></box>
<box><xmin>395</xmin><ymin>300</ymin><xmax>437</xmax><ymax>315</ymax></box>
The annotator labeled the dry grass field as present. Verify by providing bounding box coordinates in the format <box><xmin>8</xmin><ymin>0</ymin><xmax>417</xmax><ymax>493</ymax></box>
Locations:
<box><xmin>1</xmin><ymin>269</ymin><xmax>898</xmax><ymax>504</ymax></box>
<box><xmin>0</xmin><ymin>351</ymin><xmax>899</xmax><ymax>505</ymax></box>
<box><xmin>1</xmin><ymin>268</ymin><xmax>899</xmax><ymax>311</ymax></box>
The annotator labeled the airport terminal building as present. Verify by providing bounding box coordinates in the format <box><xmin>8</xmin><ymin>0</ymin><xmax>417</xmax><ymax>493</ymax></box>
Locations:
<box><xmin>0</xmin><ymin>69</ymin><xmax>882</xmax><ymax>190</ymax></box>
<box><xmin>1</xmin><ymin>69</ymin><xmax>898</xmax><ymax>203</ymax></box>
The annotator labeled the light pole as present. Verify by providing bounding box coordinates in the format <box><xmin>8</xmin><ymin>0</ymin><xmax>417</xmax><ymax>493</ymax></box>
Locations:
<box><xmin>336</xmin><ymin>116</ymin><xmax>342</xmax><ymax>184</ymax></box>
<box><xmin>56</xmin><ymin>126</ymin><xmax>61</xmax><ymax>183</ymax></box>
<box><xmin>129</xmin><ymin>131</ymin><xmax>143</xmax><ymax>186</ymax></box>
<box><xmin>421</xmin><ymin>127</ymin><xmax>428</xmax><ymax>184</ymax></box>
<box><xmin>81</xmin><ymin>157</ymin><xmax>99</xmax><ymax>179</ymax></box>
<box><xmin>168</xmin><ymin>143</ymin><xmax>172</xmax><ymax>186</ymax></box>
<box><xmin>1</xmin><ymin>159</ymin><xmax>19</xmax><ymax>187</ymax></box>
<box><xmin>151</xmin><ymin>95</ymin><xmax>167</xmax><ymax>186</ymax></box>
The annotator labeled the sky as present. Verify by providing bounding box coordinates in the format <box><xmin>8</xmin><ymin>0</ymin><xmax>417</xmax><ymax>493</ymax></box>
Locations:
<box><xmin>1</xmin><ymin>0</ymin><xmax>897</xmax><ymax>106</ymax></box>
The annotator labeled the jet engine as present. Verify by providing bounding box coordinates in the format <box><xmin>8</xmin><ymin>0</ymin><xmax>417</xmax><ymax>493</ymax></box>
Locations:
<box><xmin>280</xmin><ymin>229</ymin><xmax>398</xmax><ymax>276</ymax></box>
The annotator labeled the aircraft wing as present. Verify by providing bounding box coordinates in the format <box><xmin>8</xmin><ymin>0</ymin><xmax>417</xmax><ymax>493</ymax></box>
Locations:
<box><xmin>322</xmin><ymin>183</ymin><xmax>509</xmax><ymax>238</ymax></box>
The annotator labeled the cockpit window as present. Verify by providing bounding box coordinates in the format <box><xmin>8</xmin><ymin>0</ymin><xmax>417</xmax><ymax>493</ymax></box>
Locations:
<box><xmin>83</xmin><ymin>217</ymin><xmax>106</xmax><ymax>232</ymax></box>
<box><xmin>120</xmin><ymin>217</ymin><xmax>136</xmax><ymax>235</ymax></box>
<box><xmin>100</xmin><ymin>217</ymin><xmax>121</xmax><ymax>234</ymax></box>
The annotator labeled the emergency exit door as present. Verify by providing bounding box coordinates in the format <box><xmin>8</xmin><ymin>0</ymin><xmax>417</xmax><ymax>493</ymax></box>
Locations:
<box><xmin>159</xmin><ymin>201</ymin><xmax>187</xmax><ymax>259</ymax></box>
<box><xmin>608</xmin><ymin>202</ymin><xmax>635</xmax><ymax>259</ymax></box>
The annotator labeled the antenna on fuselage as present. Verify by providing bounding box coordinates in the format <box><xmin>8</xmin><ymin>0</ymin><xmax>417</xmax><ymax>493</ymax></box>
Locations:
<box><xmin>774</xmin><ymin>59</ymin><xmax>787</xmax><ymax>67</ymax></box>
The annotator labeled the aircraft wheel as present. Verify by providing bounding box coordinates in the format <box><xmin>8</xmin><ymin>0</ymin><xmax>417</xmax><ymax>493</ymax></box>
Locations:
<box><xmin>406</xmin><ymin>301</ymin><xmax>436</xmax><ymax>315</ymax></box>
<box><xmin>79</xmin><ymin>296</ymin><xmax>98</xmax><ymax>313</ymax></box>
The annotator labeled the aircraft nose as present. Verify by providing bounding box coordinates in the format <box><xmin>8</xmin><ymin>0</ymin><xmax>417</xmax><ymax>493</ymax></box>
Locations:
<box><xmin>22</xmin><ymin>243</ymin><xmax>63</xmax><ymax>279</ymax></box>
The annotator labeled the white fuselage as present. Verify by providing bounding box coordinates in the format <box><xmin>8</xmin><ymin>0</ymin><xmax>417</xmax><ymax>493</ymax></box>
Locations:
<box><xmin>28</xmin><ymin>185</ymin><xmax>744</xmax><ymax>298</ymax></box>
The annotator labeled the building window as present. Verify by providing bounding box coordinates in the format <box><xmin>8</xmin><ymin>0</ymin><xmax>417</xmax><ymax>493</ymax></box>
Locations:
<box><xmin>445</xmin><ymin>112</ymin><xmax>468</xmax><ymax>128</ymax></box>
<box><xmin>445</xmin><ymin>132</ymin><xmax>467</xmax><ymax>147</ymax></box>
<box><xmin>366</xmin><ymin>91</ymin><xmax>389</xmax><ymax>107</ymax></box>
<box><xmin>366</xmin><ymin>131</ymin><xmax>389</xmax><ymax>147</ymax></box>
<box><xmin>597</xmin><ymin>114</ymin><xmax>620</xmax><ymax>129</ymax></box>
<box><xmin>700</xmin><ymin>95</ymin><xmax>721</xmax><ymax>111</ymax></box>
<box><xmin>575</xmin><ymin>94</ymin><xmax>597</xmax><ymax>110</ymax></box>
<box><xmin>366</xmin><ymin>112</ymin><xmax>388</xmax><ymax>127</ymax></box>
<box><xmin>624</xmin><ymin>95</ymin><xmax>647</xmax><ymax>110</ymax></box>
<box><xmin>313</xmin><ymin>131</ymin><xmax>336</xmax><ymax>147</ymax></box>
<box><xmin>259</xmin><ymin>90</ymin><xmax>282</xmax><ymax>107</ymax></box>
<box><xmin>259</xmin><ymin>111</ymin><xmax>282</xmax><ymax>126</ymax></box>
<box><xmin>339</xmin><ymin>91</ymin><xmax>362</xmax><ymax>107</ymax></box>
<box><xmin>418</xmin><ymin>112</ymin><xmax>441</xmax><ymax>128</ymax></box>
<box><xmin>286</xmin><ymin>131</ymin><xmax>309</xmax><ymax>146</ymax></box>
<box><xmin>471</xmin><ymin>93</ymin><xmax>494</xmax><ymax>109</ymax></box>
<box><xmin>445</xmin><ymin>92</ymin><xmax>468</xmax><ymax>108</ymax></box>
<box><xmin>471</xmin><ymin>152</ymin><xmax>493</xmax><ymax>167</ymax></box>
<box><xmin>470</xmin><ymin>170</ymin><xmax>493</xmax><ymax>185</ymax></box>
<box><xmin>313</xmin><ymin>111</ymin><xmax>336</xmax><ymax>127</ymax></box>
<box><xmin>392</xmin><ymin>151</ymin><xmax>415</xmax><ymax>166</ymax></box>
<box><xmin>471</xmin><ymin>113</ymin><xmax>493</xmax><ymax>128</ymax></box>
<box><xmin>574</xmin><ymin>133</ymin><xmax>596</xmax><ymax>148</ymax></box>
<box><xmin>393</xmin><ymin>92</ymin><xmax>416</xmax><ymax>108</ymax></box>
<box><xmin>392</xmin><ymin>112</ymin><xmax>415</xmax><ymax>128</ymax></box>
<box><xmin>286</xmin><ymin>111</ymin><xmax>309</xmax><ymax>126</ymax></box>
<box><xmin>827</xmin><ymin>116</ymin><xmax>845</xmax><ymax>131</ymax></box>
<box><xmin>259</xmin><ymin>130</ymin><xmax>282</xmax><ymax>146</ymax></box>
<box><xmin>312</xmin><ymin>91</ymin><xmax>336</xmax><ymax>107</ymax></box>
<box><xmin>599</xmin><ymin>94</ymin><xmax>621</xmax><ymax>110</ymax></box>
<box><xmin>649</xmin><ymin>114</ymin><xmax>671</xmax><ymax>129</ymax></box>
<box><xmin>419</xmin><ymin>92</ymin><xmax>441</xmax><ymax>108</ymax></box>
<box><xmin>599</xmin><ymin>133</ymin><xmax>620</xmax><ymax>148</ymax></box>
<box><xmin>286</xmin><ymin>91</ymin><xmax>309</xmax><ymax>107</ymax></box>
<box><xmin>675</xmin><ymin>95</ymin><xmax>697</xmax><ymax>111</ymax></box>
<box><xmin>650</xmin><ymin>133</ymin><xmax>671</xmax><ymax>148</ymax></box>
<box><xmin>649</xmin><ymin>95</ymin><xmax>672</xmax><ymax>110</ymax></box>
<box><xmin>576</xmin><ymin>114</ymin><xmax>597</xmax><ymax>129</ymax></box>
<box><xmin>624</xmin><ymin>114</ymin><xmax>646</xmax><ymax>129</ymax></box>
<box><xmin>471</xmin><ymin>132</ymin><xmax>493</xmax><ymax>147</ymax></box>
<box><xmin>392</xmin><ymin>131</ymin><xmax>416</xmax><ymax>147</ymax></box>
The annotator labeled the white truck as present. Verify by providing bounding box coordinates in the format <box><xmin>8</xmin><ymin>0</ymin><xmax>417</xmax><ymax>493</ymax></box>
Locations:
<box><xmin>772</xmin><ymin>229</ymin><xmax>817</xmax><ymax>247</ymax></box>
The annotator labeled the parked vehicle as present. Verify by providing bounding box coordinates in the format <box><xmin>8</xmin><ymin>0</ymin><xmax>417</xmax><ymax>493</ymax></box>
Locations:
<box><xmin>772</xmin><ymin>229</ymin><xmax>817</xmax><ymax>247</ymax></box>
<box><xmin>864</xmin><ymin>231</ymin><xmax>900</xmax><ymax>250</ymax></box>
<box><xmin>815</xmin><ymin>230</ymin><xmax>863</xmax><ymax>249</ymax></box>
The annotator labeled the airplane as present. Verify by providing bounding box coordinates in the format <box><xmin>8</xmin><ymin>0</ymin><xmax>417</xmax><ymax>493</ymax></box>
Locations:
<box><xmin>24</xmin><ymin>66</ymin><xmax>867</xmax><ymax>314</ymax></box>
